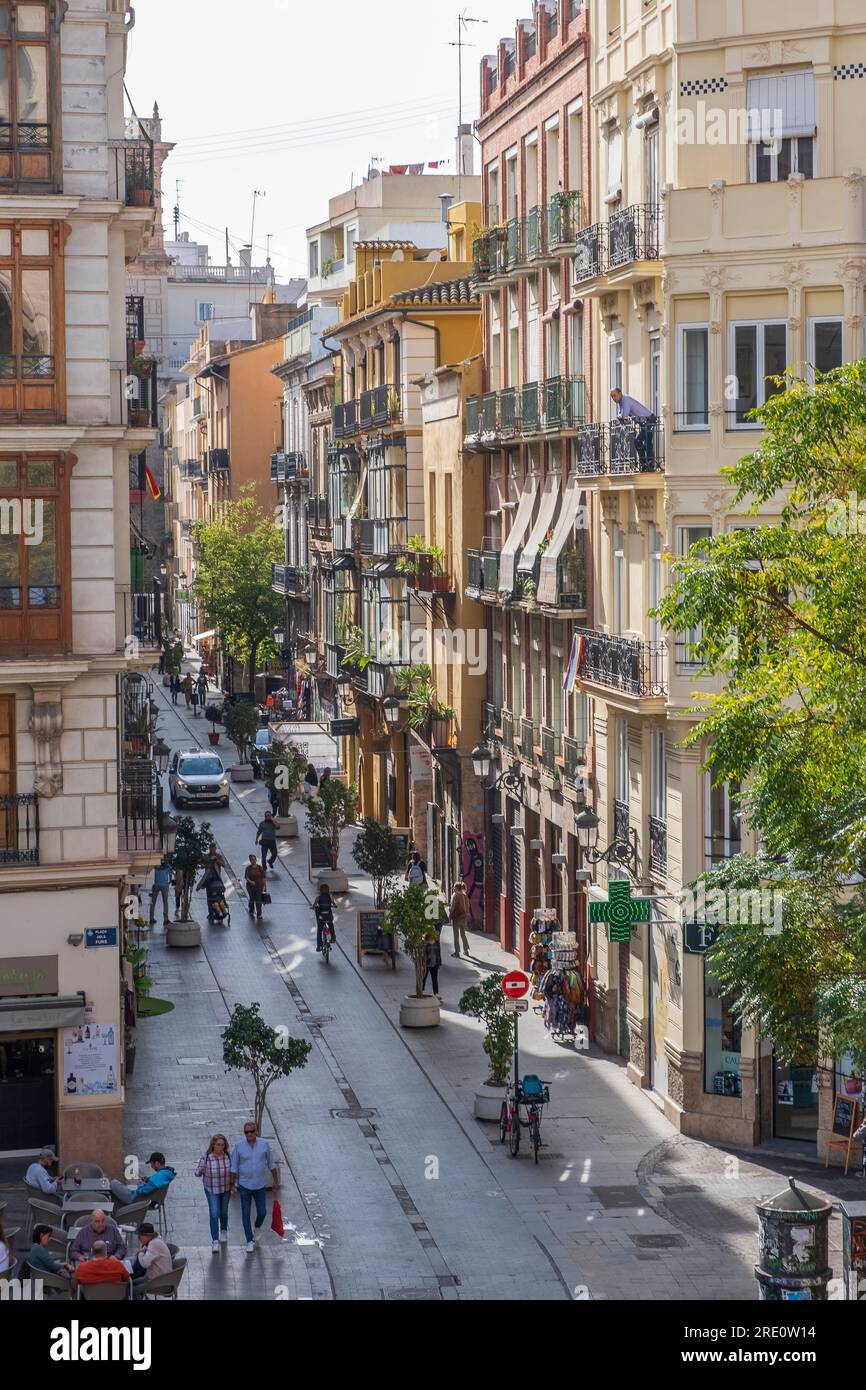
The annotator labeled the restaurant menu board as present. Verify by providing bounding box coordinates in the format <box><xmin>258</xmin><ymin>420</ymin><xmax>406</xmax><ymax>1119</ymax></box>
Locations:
<box><xmin>63</xmin><ymin>1024</ymin><xmax>118</xmax><ymax>1097</ymax></box>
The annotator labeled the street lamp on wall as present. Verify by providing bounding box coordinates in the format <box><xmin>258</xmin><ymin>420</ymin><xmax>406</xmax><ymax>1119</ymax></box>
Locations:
<box><xmin>575</xmin><ymin>804</ymin><xmax>639</xmax><ymax>880</ymax></box>
<box><xmin>470</xmin><ymin>739</ymin><xmax>526</xmax><ymax>804</ymax></box>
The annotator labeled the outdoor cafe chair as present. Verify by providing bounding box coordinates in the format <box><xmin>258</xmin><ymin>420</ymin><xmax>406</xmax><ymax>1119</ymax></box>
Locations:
<box><xmin>25</xmin><ymin>1266</ymin><xmax>73</xmax><ymax>1300</ymax></box>
<box><xmin>112</xmin><ymin>1199</ymin><xmax>151</xmax><ymax>1229</ymax></box>
<box><xmin>145</xmin><ymin>1185</ymin><xmax>169</xmax><ymax>1235</ymax></box>
<box><xmin>27</xmin><ymin>1197</ymin><xmax>64</xmax><ymax>1243</ymax></box>
<box><xmin>142</xmin><ymin>1261</ymin><xmax>185</xmax><ymax>1300</ymax></box>
<box><xmin>25</xmin><ymin>1182</ymin><xmax>61</xmax><ymax>1207</ymax></box>
<box><xmin>0</xmin><ymin>1259</ymin><xmax>19</xmax><ymax>1282</ymax></box>
<box><xmin>77</xmin><ymin>1281</ymin><xmax>130</xmax><ymax>1301</ymax></box>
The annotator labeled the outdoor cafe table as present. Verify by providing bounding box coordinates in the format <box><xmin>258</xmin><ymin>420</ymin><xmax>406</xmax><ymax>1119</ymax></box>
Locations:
<box><xmin>61</xmin><ymin>1194</ymin><xmax>114</xmax><ymax>1221</ymax></box>
<box><xmin>60</xmin><ymin>1178</ymin><xmax>110</xmax><ymax>1194</ymax></box>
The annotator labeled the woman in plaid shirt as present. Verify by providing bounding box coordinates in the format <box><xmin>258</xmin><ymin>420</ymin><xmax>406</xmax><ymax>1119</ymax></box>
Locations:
<box><xmin>196</xmin><ymin>1134</ymin><xmax>232</xmax><ymax>1251</ymax></box>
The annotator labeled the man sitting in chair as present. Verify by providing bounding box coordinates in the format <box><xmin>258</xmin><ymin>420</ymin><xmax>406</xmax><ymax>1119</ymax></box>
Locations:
<box><xmin>70</xmin><ymin>1208</ymin><xmax>126</xmax><ymax>1264</ymax></box>
<box><xmin>109</xmin><ymin>1152</ymin><xmax>176</xmax><ymax>1209</ymax></box>
<box><xmin>73</xmin><ymin>1240</ymin><xmax>130</xmax><ymax>1294</ymax></box>
<box><xmin>129</xmin><ymin>1223</ymin><xmax>172</xmax><ymax>1299</ymax></box>
<box><xmin>24</xmin><ymin>1146</ymin><xmax>61</xmax><ymax>1194</ymax></box>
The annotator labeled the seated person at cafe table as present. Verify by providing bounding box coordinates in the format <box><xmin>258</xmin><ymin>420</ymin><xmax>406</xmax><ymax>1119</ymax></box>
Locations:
<box><xmin>28</xmin><ymin>1224</ymin><xmax>73</xmax><ymax>1278</ymax></box>
<box><xmin>109</xmin><ymin>1151</ymin><xmax>176</xmax><ymax>1208</ymax></box>
<box><xmin>73</xmin><ymin>1241</ymin><xmax>131</xmax><ymax>1293</ymax></box>
<box><xmin>24</xmin><ymin>1146</ymin><xmax>61</xmax><ymax>1193</ymax></box>
<box><xmin>129</xmin><ymin>1223</ymin><xmax>173</xmax><ymax>1298</ymax></box>
<box><xmin>70</xmin><ymin>1208</ymin><xmax>126</xmax><ymax>1264</ymax></box>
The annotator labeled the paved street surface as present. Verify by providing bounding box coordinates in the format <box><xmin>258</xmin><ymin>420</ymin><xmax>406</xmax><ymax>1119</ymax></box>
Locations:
<box><xmin>107</xmin><ymin>665</ymin><xmax>859</xmax><ymax>1301</ymax></box>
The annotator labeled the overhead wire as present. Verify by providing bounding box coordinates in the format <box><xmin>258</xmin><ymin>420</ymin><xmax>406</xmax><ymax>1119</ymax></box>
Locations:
<box><xmin>169</xmin><ymin>91</ymin><xmax>454</xmax><ymax>151</ymax></box>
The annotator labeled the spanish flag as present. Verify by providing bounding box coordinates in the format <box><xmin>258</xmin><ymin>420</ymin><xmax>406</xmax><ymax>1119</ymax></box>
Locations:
<box><xmin>144</xmin><ymin>463</ymin><xmax>161</xmax><ymax>501</ymax></box>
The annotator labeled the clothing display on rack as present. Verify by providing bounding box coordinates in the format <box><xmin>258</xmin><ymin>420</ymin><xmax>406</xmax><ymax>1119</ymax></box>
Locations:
<box><xmin>528</xmin><ymin>916</ymin><xmax>586</xmax><ymax>1040</ymax></box>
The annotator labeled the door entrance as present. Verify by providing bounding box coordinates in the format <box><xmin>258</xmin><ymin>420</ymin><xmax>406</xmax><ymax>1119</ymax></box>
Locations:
<box><xmin>773</xmin><ymin>1057</ymin><xmax>819</xmax><ymax>1141</ymax></box>
<box><xmin>0</xmin><ymin>1035</ymin><xmax>56</xmax><ymax>1152</ymax></box>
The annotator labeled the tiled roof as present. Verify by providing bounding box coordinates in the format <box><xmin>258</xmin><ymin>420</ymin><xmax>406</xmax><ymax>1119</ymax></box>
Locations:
<box><xmin>392</xmin><ymin>276</ymin><xmax>479</xmax><ymax>307</ymax></box>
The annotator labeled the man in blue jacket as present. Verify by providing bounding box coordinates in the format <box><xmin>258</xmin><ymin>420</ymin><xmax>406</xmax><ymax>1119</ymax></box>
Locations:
<box><xmin>109</xmin><ymin>1151</ymin><xmax>176</xmax><ymax>1207</ymax></box>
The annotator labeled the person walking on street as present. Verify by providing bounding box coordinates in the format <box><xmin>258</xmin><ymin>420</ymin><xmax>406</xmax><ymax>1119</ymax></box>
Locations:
<box><xmin>149</xmin><ymin>857</ymin><xmax>172</xmax><ymax>928</ymax></box>
<box><xmin>197</xmin><ymin>847</ymin><xmax>228</xmax><ymax>922</ymax></box>
<box><xmin>196</xmin><ymin>671</ymin><xmax>208</xmax><ymax>705</ymax></box>
<box><xmin>406</xmin><ymin>851</ymin><xmax>426</xmax><ymax>887</ymax></box>
<box><xmin>303</xmin><ymin>762</ymin><xmax>318</xmax><ymax>801</ymax></box>
<box><xmin>170</xmin><ymin>673</ymin><xmax>180</xmax><ymax>705</ymax></box>
<box><xmin>229</xmin><ymin>1123</ymin><xmax>279</xmax><ymax>1253</ymax></box>
<box><xmin>245</xmin><ymin>854</ymin><xmax>267</xmax><ymax>920</ymax></box>
<box><xmin>196</xmin><ymin>1133</ymin><xmax>232</xmax><ymax>1252</ymax></box>
<box><xmin>172</xmin><ymin>864</ymin><xmax>184</xmax><ymax>919</ymax></box>
<box><xmin>422</xmin><ymin>929</ymin><xmax>442</xmax><ymax>998</ymax></box>
<box><xmin>449</xmin><ymin>880</ymin><xmax>471</xmax><ymax>957</ymax></box>
<box><xmin>255</xmin><ymin>811</ymin><xmax>278</xmax><ymax>872</ymax></box>
<box><xmin>191</xmin><ymin>684</ymin><xmax>200</xmax><ymax>717</ymax></box>
<box><xmin>313</xmin><ymin>883</ymin><xmax>335</xmax><ymax>953</ymax></box>
<box><xmin>182</xmin><ymin>673</ymin><xmax>193</xmax><ymax>708</ymax></box>
<box><xmin>319</xmin><ymin>767</ymin><xmax>331</xmax><ymax>789</ymax></box>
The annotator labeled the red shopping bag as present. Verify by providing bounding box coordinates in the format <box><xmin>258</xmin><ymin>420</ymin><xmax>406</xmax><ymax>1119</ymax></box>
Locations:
<box><xmin>271</xmin><ymin>1198</ymin><xmax>285</xmax><ymax>1238</ymax></box>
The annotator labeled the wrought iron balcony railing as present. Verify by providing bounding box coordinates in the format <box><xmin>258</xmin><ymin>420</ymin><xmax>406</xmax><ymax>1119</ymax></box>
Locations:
<box><xmin>540</xmin><ymin>726</ymin><xmax>560</xmax><ymax>777</ymax></box>
<box><xmin>613</xmin><ymin>798</ymin><xmax>630</xmax><ymax>845</ymax></box>
<box><xmin>519</xmin><ymin>716</ymin><xmax>538</xmax><ymax>763</ymax></box>
<box><xmin>0</xmin><ymin>793</ymin><xmax>39</xmax><ymax>865</ymax></box>
<box><xmin>309</xmin><ymin>495</ymin><xmax>331</xmax><ymax>532</ymax></box>
<box><xmin>482</xmin><ymin>701</ymin><xmax>501</xmax><ymax>739</ymax></box>
<box><xmin>502</xmin><ymin>709</ymin><xmax>515</xmax><ymax>752</ymax></box>
<box><xmin>562</xmin><ymin>735</ymin><xmax>587</xmax><ymax>789</ymax></box>
<box><xmin>573</xmin><ymin>222</ymin><xmax>604</xmax><ymax>281</ymax></box>
<box><xmin>466</xmin><ymin>549</ymin><xmax>500</xmax><ymax>598</ymax></box>
<box><xmin>649</xmin><ymin>815</ymin><xmax>667</xmax><ymax>874</ymax></box>
<box><xmin>326</xmin><ymin>642</ymin><xmax>347</xmax><ymax>679</ymax></box>
<box><xmin>118</xmin><ymin>760</ymin><xmax>162</xmax><ymax>854</ymax></box>
<box><xmin>334</xmin><ymin>400</ymin><xmax>358</xmax><ymax>438</ymax></box>
<box><xmin>606</xmin><ymin>203</ymin><xmax>661</xmax><ymax>272</ymax></box>
<box><xmin>574</xmin><ymin>628</ymin><xmax>668</xmax><ymax>697</ymax></box>
<box><xmin>208</xmin><ymin>448</ymin><xmax>230</xmax><ymax>473</ymax></box>
<box><xmin>575</xmin><ymin>420</ymin><xmax>664</xmax><ymax>476</ymax></box>
<box><xmin>546</xmin><ymin>191</ymin><xmax>585</xmax><ymax>249</ymax></box>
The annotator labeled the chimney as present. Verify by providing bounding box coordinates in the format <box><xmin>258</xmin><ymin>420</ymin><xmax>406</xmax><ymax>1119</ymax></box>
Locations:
<box><xmin>456</xmin><ymin>123</ymin><xmax>474</xmax><ymax>179</ymax></box>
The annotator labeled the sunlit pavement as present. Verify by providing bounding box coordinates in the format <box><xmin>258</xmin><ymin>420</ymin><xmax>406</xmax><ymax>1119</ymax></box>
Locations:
<box><xmin>123</xmin><ymin>670</ymin><xmax>850</xmax><ymax>1301</ymax></box>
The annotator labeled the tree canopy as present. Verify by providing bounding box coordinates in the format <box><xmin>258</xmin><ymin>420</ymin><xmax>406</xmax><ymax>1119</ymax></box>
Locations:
<box><xmin>654</xmin><ymin>362</ymin><xmax>866</xmax><ymax>1066</ymax></box>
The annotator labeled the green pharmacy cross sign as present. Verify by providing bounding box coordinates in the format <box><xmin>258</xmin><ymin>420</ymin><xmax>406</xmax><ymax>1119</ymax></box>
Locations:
<box><xmin>589</xmin><ymin>879</ymin><xmax>652</xmax><ymax>942</ymax></box>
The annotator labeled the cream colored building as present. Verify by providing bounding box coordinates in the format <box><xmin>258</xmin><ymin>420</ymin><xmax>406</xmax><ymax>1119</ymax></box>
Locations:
<box><xmin>0</xmin><ymin>0</ymin><xmax>159</xmax><ymax>1174</ymax></box>
<box><xmin>579</xmin><ymin>0</ymin><xmax>865</xmax><ymax>1151</ymax></box>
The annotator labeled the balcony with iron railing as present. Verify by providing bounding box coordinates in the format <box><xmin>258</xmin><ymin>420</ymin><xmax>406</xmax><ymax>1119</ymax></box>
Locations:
<box><xmin>465</xmin><ymin>377</ymin><xmax>584</xmax><ymax>448</ymax></box>
<box><xmin>208</xmin><ymin>448</ymin><xmax>230</xmax><ymax>473</ymax></box>
<box><xmin>332</xmin><ymin>516</ymin><xmax>355</xmax><ymax>552</ymax></box>
<box><xmin>613</xmin><ymin>798</ymin><xmax>630</xmax><ymax>845</ymax></box>
<box><xmin>540</xmin><ymin>725</ymin><xmax>560</xmax><ymax>778</ymax></box>
<box><xmin>118</xmin><ymin>760</ymin><xmax>163</xmax><ymax>855</ymax></box>
<box><xmin>334</xmin><ymin>400</ymin><xmax>358</xmax><ymax>439</ymax></box>
<box><xmin>519</xmin><ymin>716</ymin><xmax>538</xmax><ymax>764</ymax></box>
<box><xmin>649</xmin><ymin>815</ymin><xmax>667</xmax><ymax>875</ymax></box>
<box><xmin>127</xmin><ymin>361</ymin><xmax>158</xmax><ymax>429</ymax></box>
<box><xmin>562</xmin><ymin>735</ymin><xmax>587</xmax><ymax>790</ymax></box>
<box><xmin>181</xmin><ymin>459</ymin><xmax>202</xmax><ymax>479</ymax></box>
<box><xmin>466</xmin><ymin>548</ymin><xmax>500</xmax><ymax>600</ymax></box>
<box><xmin>308</xmin><ymin>495</ymin><xmax>331</xmax><ymax>533</ymax></box>
<box><xmin>575</xmin><ymin>419</ymin><xmax>664</xmax><ymax>477</ymax></box>
<box><xmin>360</xmin><ymin>384</ymin><xmax>403</xmax><ymax>431</ymax></box>
<box><xmin>606</xmin><ymin>203</ymin><xmax>662</xmax><ymax>280</ymax></box>
<box><xmin>482</xmin><ymin>701</ymin><xmax>501</xmax><ymax>740</ymax></box>
<box><xmin>539</xmin><ymin>549</ymin><xmax>586</xmax><ymax>612</ymax></box>
<box><xmin>429</xmin><ymin>714</ymin><xmax>457</xmax><ymax>751</ymax></box>
<box><xmin>574</xmin><ymin>627</ymin><xmax>668</xmax><ymax>698</ymax></box>
<box><xmin>326</xmin><ymin>642</ymin><xmax>347</xmax><ymax>679</ymax></box>
<box><xmin>502</xmin><ymin>709</ymin><xmax>515</xmax><ymax>752</ymax></box>
<box><xmin>0</xmin><ymin>793</ymin><xmax>39</xmax><ymax>865</ymax></box>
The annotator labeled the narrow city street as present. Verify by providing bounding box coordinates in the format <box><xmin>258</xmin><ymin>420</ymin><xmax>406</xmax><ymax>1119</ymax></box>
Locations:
<box><xmin>123</xmin><ymin>675</ymin><xmax>855</xmax><ymax>1301</ymax></box>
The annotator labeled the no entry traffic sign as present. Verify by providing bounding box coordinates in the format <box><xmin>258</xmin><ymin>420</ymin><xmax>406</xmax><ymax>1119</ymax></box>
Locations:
<box><xmin>502</xmin><ymin>969</ymin><xmax>531</xmax><ymax>1000</ymax></box>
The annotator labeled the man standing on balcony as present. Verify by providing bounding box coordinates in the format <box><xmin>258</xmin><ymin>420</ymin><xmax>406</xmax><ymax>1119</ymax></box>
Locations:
<box><xmin>610</xmin><ymin>388</ymin><xmax>657</xmax><ymax>470</ymax></box>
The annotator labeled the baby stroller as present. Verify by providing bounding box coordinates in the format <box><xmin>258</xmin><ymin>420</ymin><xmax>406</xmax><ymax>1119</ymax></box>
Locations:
<box><xmin>198</xmin><ymin>868</ymin><xmax>231</xmax><ymax>926</ymax></box>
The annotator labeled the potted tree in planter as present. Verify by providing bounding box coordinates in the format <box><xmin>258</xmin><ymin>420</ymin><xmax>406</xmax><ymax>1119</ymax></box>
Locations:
<box><xmin>351</xmin><ymin>818</ymin><xmax>408</xmax><ymax>906</ymax></box>
<box><xmin>305</xmin><ymin>778</ymin><xmax>358</xmax><ymax>893</ymax></box>
<box><xmin>265</xmin><ymin>739</ymin><xmax>306</xmax><ymax>837</ymax></box>
<box><xmin>205</xmin><ymin>703</ymin><xmax>222</xmax><ymax>746</ymax></box>
<box><xmin>385</xmin><ymin>881</ymin><xmax>446</xmax><ymax>1028</ymax></box>
<box><xmin>165</xmin><ymin>816</ymin><xmax>214</xmax><ymax>947</ymax></box>
<box><xmin>223</xmin><ymin>700</ymin><xmax>259</xmax><ymax>781</ymax></box>
<box><xmin>459</xmin><ymin>973</ymin><xmax>516</xmax><ymax>1119</ymax></box>
<box><xmin>222</xmin><ymin>1001</ymin><xmax>311</xmax><ymax>1132</ymax></box>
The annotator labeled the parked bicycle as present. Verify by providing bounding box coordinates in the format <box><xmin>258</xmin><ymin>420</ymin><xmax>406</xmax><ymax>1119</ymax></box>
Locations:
<box><xmin>499</xmin><ymin>1074</ymin><xmax>551</xmax><ymax>1164</ymax></box>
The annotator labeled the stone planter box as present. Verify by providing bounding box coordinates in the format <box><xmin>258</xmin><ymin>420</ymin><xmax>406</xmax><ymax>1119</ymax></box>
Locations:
<box><xmin>314</xmin><ymin>867</ymin><xmax>349</xmax><ymax>894</ymax></box>
<box><xmin>399</xmin><ymin>994</ymin><xmax>441</xmax><ymax>1029</ymax></box>
<box><xmin>166</xmin><ymin>920</ymin><xmax>202</xmax><ymax>948</ymax></box>
<box><xmin>474</xmin><ymin>1082</ymin><xmax>508</xmax><ymax>1121</ymax></box>
<box><xmin>230</xmin><ymin>764</ymin><xmax>254</xmax><ymax>782</ymax></box>
<box><xmin>274</xmin><ymin>814</ymin><xmax>298</xmax><ymax>838</ymax></box>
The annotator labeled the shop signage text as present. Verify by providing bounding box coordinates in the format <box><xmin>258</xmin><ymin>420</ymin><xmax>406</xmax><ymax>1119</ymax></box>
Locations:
<box><xmin>85</xmin><ymin>928</ymin><xmax>118</xmax><ymax>949</ymax></box>
<box><xmin>0</xmin><ymin>955</ymin><xmax>58</xmax><ymax>998</ymax></box>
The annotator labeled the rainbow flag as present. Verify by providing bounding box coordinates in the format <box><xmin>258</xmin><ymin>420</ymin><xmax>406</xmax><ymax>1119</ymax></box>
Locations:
<box><xmin>563</xmin><ymin>632</ymin><xmax>585</xmax><ymax>695</ymax></box>
<box><xmin>144</xmin><ymin>463</ymin><xmax>161</xmax><ymax>501</ymax></box>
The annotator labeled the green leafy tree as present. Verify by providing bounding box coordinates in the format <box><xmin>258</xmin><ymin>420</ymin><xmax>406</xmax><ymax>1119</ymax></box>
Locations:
<box><xmin>191</xmin><ymin>490</ymin><xmax>284</xmax><ymax>694</ymax></box>
<box><xmin>266</xmin><ymin>739</ymin><xmax>307</xmax><ymax>815</ymax></box>
<box><xmin>385</xmin><ymin>881</ymin><xmax>446</xmax><ymax>998</ymax></box>
<box><xmin>223</xmin><ymin>700</ymin><xmax>260</xmax><ymax>765</ymax></box>
<box><xmin>170</xmin><ymin>816</ymin><xmax>215</xmax><ymax>922</ymax></box>
<box><xmin>305</xmin><ymin>779</ymin><xmax>358</xmax><ymax>870</ymax></box>
<box><xmin>351</xmin><ymin>818</ymin><xmax>408</xmax><ymax>906</ymax></box>
<box><xmin>459</xmin><ymin>974</ymin><xmax>515</xmax><ymax>1086</ymax></box>
<box><xmin>221</xmin><ymin>1002</ymin><xmax>311</xmax><ymax>1131</ymax></box>
<box><xmin>653</xmin><ymin>361</ymin><xmax>866</xmax><ymax>1064</ymax></box>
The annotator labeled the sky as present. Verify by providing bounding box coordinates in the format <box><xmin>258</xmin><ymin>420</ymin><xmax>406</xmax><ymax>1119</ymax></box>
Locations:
<box><xmin>125</xmin><ymin>0</ymin><xmax>535</xmax><ymax>283</ymax></box>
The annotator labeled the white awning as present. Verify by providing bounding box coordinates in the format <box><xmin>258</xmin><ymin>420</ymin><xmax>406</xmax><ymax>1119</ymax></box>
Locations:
<box><xmin>191</xmin><ymin>629</ymin><xmax>216</xmax><ymax>642</ymax></box>
<box><xmin>498</xmin><ymin>475</ymin><xmax>538</xmax><ymax>594</ymax></box>
<box><xmin>538</xmin><ymin>476</ymin><xmax>585</xmax><ymax>605</ymax></box>
<box><xmin>518</xmin><ymin>472</ymin><xmax>561</xmax><ymax>574</ymax></box>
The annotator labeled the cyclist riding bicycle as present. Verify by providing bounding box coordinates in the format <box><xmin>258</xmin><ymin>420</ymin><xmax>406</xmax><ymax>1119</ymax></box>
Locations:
<box><xmin>313</xmin><ymin>884</ymin><xmax>335</xmax><ymax>953</ymax></box>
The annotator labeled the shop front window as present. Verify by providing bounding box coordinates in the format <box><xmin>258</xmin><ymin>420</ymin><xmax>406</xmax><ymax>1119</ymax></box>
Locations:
<box><xmin>704</xmin><ymin>967</ymin><xmax>742</xmax><ymax>1096</ymax></box>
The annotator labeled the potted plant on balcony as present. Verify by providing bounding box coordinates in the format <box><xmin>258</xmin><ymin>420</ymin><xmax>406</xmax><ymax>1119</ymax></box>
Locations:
<box><xmin>126</xmin><ymin>159</ymin><xmax>153</xmax><ymax>208</ymax></box>
<box><xmin>459</xmin><ymin>973</ymin><xmax>516</xmax><ymax>1119</ymax></box>
<box><xmin>128</xmin><ymin>351</ymin><xmax>161</xmax><ymax>379</ymax></box>
<box><xmin>351</xmin><ymin>818</ymin><xmax>408</xmax><ymax>907</ymax></box>
<box><xmin>305</xmin><ymin>777</ymin><xmax>358</xmax><ymax>893</ymax></box>
<box><xmin>385</xmin><ymin>881</ymin><xmax>446</xmax><ymax>1028</ymax></box>
<box><xmin>394</xmin><ymin>664</ymin><xmax>437</xmax><ymax>729</ymax></box>
<box><xmin>265</xmin><ymin>738</ymin><xmax>306</xmax><ymax>838</ymax></box>
<box><xmin>205</xmin><ymin>703</ymin><xmax>222</xmax><ymax>746</ymax></box>
<box><xmin>165</xmin><ymin>816</ymin><xmax>214</xmax><ymax>947</ymax></box>
<box><xmin>340</xmin><ymin>624</ymin><xmax>372</xmax><ymax>675</ymax></box>
<box><xmin>397</xmin><ymin>537</ymin><xmax>449</xmax><ymax>592</ymax></box>
<box><xmin>223</xmin><ymin>700</ymin><xmax>259</xmax><ymax>782</ymax></box>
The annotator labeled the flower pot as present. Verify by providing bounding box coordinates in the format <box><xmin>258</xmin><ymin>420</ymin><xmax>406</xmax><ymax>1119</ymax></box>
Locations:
<box><xmin>207</xmin><ymin>731</ymin><xmax>221</xmax><ymax>746</ymax></box>
<box><xmin>314</xmin><ymin>867</ymin><xmax>349</xmax><ymax>894</ymax></box>
<box><xmin>429</xmin><ymin>574</ymin><xmax>451</xmax><ymax>593</ymax></box>
<box><xmin>230</xmin><ymin>764</ymin><xmax>254</xmax><ymax>782</ymax></box>
<box><xmin>130</xmin><ymin>188</ymin><xmax>152</xmax><ymax>207</ymax></box>
<box><xmin>274</xmin><ymin>814</ymin><xmax>298</xmax><ymax>838</ymax></box>
<box><xmin>166</xmin><ymin>920</ymin><xmax>202</xmax><ymax>948</ymax></box>
<box><xmin>129</xmin><ymin>410</ymin><xmax>150</xmax><ymax>428</ymax></box>
<box><xmin>400</xmin><ymin>994</ymin><xmax>441</xmax><ymax>1029</ymax></box>
<box><xmin>474</xmin><ymin>1082</ymin><xmax>508</xmax><ymax>1121</ymax></box>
